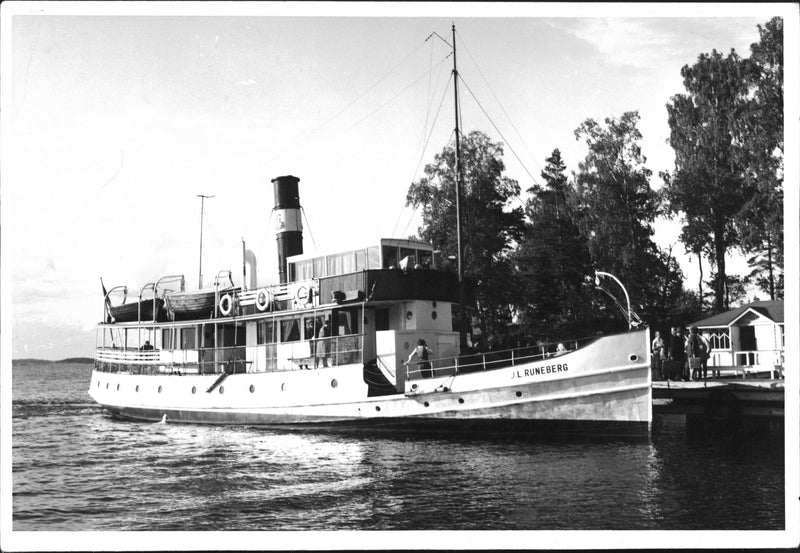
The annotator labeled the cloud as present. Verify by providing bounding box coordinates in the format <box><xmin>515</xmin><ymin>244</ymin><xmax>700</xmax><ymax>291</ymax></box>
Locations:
<box><xmin>236</xmin><ymin>79</ymin><xmax>257</xmax><ymax>87</ymax></box>
<box><xmin>550</xmin><ymin>19</ymin><xmax>673</xmax><ymax>70</ymax></box>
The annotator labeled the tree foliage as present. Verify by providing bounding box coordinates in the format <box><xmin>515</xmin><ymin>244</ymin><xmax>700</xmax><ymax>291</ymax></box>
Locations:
<box><xmin>513</xmin><ymin>149</ymin><xmax>594</xmax><ymax>339</ymax></box>
<box><xmin>571</xmin><ymin>111</ymin><xmax>682</xmax><ymax>328</ymax></box>
<box><xmin>663</xmin><ymin>48</ymin><xmax>756</xmax><ymax>312</ymax></box>
<box><xmin>664</xmin><ymin>18</ymin><xmax>784</xmax><ymax>309</ymax></box>
<box><xmin>737</xmin><ymin>17</ymin><xmax>784</xmax><ymax>299</ymax></box>
<box><xmin>406</xmin><ymin>130</ymin><xmax>525</xmax><ymax>343</ymax></box>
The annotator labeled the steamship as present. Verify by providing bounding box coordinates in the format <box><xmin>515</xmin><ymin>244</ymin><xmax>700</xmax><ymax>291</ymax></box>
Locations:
<box><xmin>90</xmin><ymin>175</ymin><xmax>652</xmax><ymax>436</ymax></box>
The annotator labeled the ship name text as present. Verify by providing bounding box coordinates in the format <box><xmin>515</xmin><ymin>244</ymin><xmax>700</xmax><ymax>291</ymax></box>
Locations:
<box><xmin>512</xmin><ymin>363</ymin><xmax>568</xmax><ymax>379</ymax></box>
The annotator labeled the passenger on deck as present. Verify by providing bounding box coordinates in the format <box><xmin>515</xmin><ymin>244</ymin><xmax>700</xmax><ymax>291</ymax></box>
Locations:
<box><xmin>141</xmin><ymin>340</ymin><xmax>154</xmax><ymax>351</ymax></box>
<box><xmin>315</xmin><ymin>319</ymin><xmax>330</xmax><ymax>368</ymax></box>
<box><xmin>555</xmin><ymin>343</ymin><xmax>567</xmax><ymax>356</ymax></box>
<box><xmin>405</xmin><ymin>339</ymin><xmax>434</xmax><ymax>379</ymax></box>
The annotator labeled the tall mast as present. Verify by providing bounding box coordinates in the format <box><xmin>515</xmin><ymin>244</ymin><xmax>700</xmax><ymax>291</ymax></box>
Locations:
<box><xmin>452</xmin><ymin>23</ymin><xmax>468</xmax><ymax>351</ymax></box>
<box><xmin>197</xmin><ymin>194</ymin><xmax>214</xmax><ymax>289</ymax></box>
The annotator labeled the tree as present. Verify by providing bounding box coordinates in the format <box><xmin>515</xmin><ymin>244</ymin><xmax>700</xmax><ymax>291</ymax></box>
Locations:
<box><xmin>513</xmin><ymin>149</ymin><xmax>593</xmax><ymax>339</ymax></box>
<box><xmin>737</xmin><ymin>17</ymin><xmax>784</xmax><ymax>300</ymax></box>
<box><xmin>572</xmin><ymin>112</ymin><xmax>677</xmax><ymax>326</ymax></box>
<box><xmin>406</xmin><ymin>130</ymin><xmax>525</xmax><ymax>344</ymax></box>
<box><xmin>663</xmin><ymin>48</ymin><xmax>756</xmax><ymax>313</ymax></box>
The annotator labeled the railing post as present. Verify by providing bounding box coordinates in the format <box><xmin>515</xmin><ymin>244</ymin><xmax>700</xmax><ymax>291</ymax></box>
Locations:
<box><xmin>454</xmin><ymin>356</ymin><xmax>459</xmax><ymax>375</ymax></box>
<box><xmin>511</xmin><ymin>349</ymin><xmax>515</xmax><ymax>366</ymax></box>
<box><xmin>482</xmin><ymin>353</ymin><xmax>486</xmax><ymax>372</ymax></box>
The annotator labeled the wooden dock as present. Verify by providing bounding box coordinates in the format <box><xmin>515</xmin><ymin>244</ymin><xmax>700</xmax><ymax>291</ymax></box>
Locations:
<box><xmin>652</xmin><ymin>379</ymin><xmax>784</xmax><ymax>437</ymax></box>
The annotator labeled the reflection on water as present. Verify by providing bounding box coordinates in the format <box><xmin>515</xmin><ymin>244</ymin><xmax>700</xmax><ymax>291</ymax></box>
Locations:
<box><xmin>11</xmin><ymin>364</ymin><xmax>785</xmax><ymax>531</ymax></box>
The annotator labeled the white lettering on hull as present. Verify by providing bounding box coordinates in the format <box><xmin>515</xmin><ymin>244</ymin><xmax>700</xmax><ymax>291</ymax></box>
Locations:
<box><xmin>510</xmin><ymin>363</ymin><xmax>569</xmax><ymax>379</ymax></box>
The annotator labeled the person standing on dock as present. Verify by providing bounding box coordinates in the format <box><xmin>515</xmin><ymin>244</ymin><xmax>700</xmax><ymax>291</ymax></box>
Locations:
<box><xmin>651</xmin><ymin>331</ymin><xmax>666</xmax><ymax>380</ymax></box>
<box><xmin>686</xmin><ymin>326</ymin><xmax>705</xmax><ymax>381</ymax></box>
<box><xmin>668</xmin><ymin>327</ymin><xmax>687</xmax><ymax>381</ymax></box>
<box><xmin>699</xmin><ymin>330</ymin><xmax>712</xmax><ymax>379</ymax></box>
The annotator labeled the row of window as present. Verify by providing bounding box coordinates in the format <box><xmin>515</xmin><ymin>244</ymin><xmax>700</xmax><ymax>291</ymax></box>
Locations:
<box><xmin>98</xmin><ymin>308</ymin><xmax>363</xmax><ymax>350</ymax></box>
<box><xmin>289</xmin><ymin>244</ymin><xmax>435</xmax><ymax>281</ymax></box>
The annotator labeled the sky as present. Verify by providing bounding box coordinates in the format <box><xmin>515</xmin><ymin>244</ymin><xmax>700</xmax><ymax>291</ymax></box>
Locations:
<box><xmin>3</xmin><ymin>2</ymin><xmax>798</xmax><ymax>359</ymax></box>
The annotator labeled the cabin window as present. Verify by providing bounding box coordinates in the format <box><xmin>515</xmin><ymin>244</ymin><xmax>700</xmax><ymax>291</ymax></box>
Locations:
<box><xmin>355</xmin><ymin>249</ymin><xmax>367</xmax><ymax>271</ymax></box>
<box><xmin>335</xmin><ymin>308</ymin><xmax>360</xmax><ymax>336</ymax></box>
<box><xmin>257</xmin><ymin>320</ymin><xmax>277</xmax><ymax>344</ymax></box>
<box><xmin>382</xmin><ymin>245</ymin><xmax>398</xmax><ymax>269</ymax></box>
<box><xmin>181</xmin><ymin>327</ymin><xmax>196</xmax><ymax>349</ymax></box>
<box><xmin>280</xmin><ymin>318</ymin><xmax>301</xmax><ymax>342</ymax></box>
<box><xmin>162</xmin><ymin>328</ymin><xmax>175</xmax><ymax>350</ymax></box>
<box><xmin>375</xmin><ymin>308</ymin><xmax>390</xmax><ymax>331</ymax></box>
<box><xmin>326</xmin><ymin>251</ymin><xmax>355</xmax><ymax>276</ymax></box>
<box><xmin>367</xmin><ymin>246</ymin><xmax>381</xmax><ymax>269</ymax></box>
<box><xmin>399</xmin><ymin>247</ymin><xmax>416</xmax><ymax>267</ymax></box>
<box><xmin>294</xmin><ymin>260</ymin><xmax>313</xmax><ymax>281</ymax></box>
<box><xmin>218</xmin><ymin>323</ymin><xmax>245</xmax><ymax>347</ymax></box>
<box><xmin>201</xmin><ymin>324</ymin><xmax>215</xmax><ymax>348</ymax></box>
<box><xmin>313</xmin><ymin>256</ymin><xmax>325</xmax><ymax>278</ymax></box>
<box><xmin>303</xmin><ymin>316</ymin><xmax>317</xmax><ymax>341</ymax></box>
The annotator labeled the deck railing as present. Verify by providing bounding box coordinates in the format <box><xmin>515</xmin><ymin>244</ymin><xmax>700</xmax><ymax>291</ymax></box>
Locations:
<box><xmin>405</xmin><ymin>336</ymin><xmax>599</xmax><ymax>380</ymax></box>
<box><xmin>93</xmin><ymin>335</ymin><xmax>364</xmax><ymax>376</ymax></box>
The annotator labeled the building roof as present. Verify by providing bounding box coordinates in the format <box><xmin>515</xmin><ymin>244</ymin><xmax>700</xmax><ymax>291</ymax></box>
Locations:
<box><xmin>692</xmin><ymin>300</ymin><xmax>784</xmax><ymax>328</ymax></box>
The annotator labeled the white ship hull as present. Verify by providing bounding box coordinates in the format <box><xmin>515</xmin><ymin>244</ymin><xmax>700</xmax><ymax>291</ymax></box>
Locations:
<box><xmin>89</xmin><ymin>329</ymin><xmax>651</xmax><ymax>436</ymax></box>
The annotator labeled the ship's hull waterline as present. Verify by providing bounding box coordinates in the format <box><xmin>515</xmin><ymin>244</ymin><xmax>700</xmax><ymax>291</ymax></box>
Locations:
<box><xmin>89</xmin><ymin>328</ymin><xmax>652</xmax><ymax>436</ymax></box>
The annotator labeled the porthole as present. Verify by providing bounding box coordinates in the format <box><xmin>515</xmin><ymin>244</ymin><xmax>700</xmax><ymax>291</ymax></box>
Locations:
<box><xmin>403</xmin><ymin>342</ymin><xmax>410</xmax><ymax>350</ymax></box>
<box><xmin>158</xmin><ymin>386</ymin><xmax>162</xmax><ymax>393</ymax></box>
<box><xmin>116</xmin><ymin>384</ymin><xmax>120</xmax><ymax>391</ymax></box>
<box><xmin>375</xmin><ymin>406</ymin><xmax>381</xmax><ymax>412</ymax></box>
<box><xmin>424</xmin><ymin>401</ymin><xmax>430</xmax><ymax>407</ymax></box>
<box><xmin>281</xmin><ymin>383</ymin><xmax>287</xmax><ymax>391</ymax></box>
<box><xmin>431</xmin><ymin>311</ymin><xmax>438</xmax><ymax>320</ymax></box>
<box><xmin>249</xmin><ymin>385</ymin><xmax>255</xmax><ymax>393</ymax></box>
<box><xmin>458</xmin><ymin>397</ymin><xmax>464</xmax><ymax>404</ymax></box>
<box><xmin>191</xmin><ymin>386</ymin><xmax>197</xmax><ymax>394</ymax></box>
<box><xmin>219</xmin><ymin>386</ymin><xmax>224</xmax><ymax>394</ymax></box>
<box><xmin>97</xmin><ymin>381</ymin><xmax>100</xmax><ymax>388</ymax></box>
<box><xmin>135</xmin><ymin>385</ymin><xmax>139</xmax><ymax>392</ymax></box>
<box><xmin>629</xmin><ymin>354</ymin><xmax>639</xmax><ymax>362</ymax></box>
<box><xmin>106</xmin><ymin>382</ymin><xmax>109</xmax><ymax>389</ymax></box>
<box><xmin>331</xmin><ymin>379</ymin><xmax>338</xmax><ymax>388</ymax></box>
<box><xmin>516</xmin><ymin>391</ymin><xmax>522</xmax><ymax>398</ymax></box>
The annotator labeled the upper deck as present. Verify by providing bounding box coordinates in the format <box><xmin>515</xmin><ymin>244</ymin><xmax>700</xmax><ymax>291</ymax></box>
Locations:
<box><xmin>101</xmin><ymin>238</ymin><xmax>462</xmax><ymax>327</ymax></box>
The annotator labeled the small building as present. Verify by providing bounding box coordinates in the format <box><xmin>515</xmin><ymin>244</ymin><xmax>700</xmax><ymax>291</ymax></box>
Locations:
<box><xmin>692</xmin><ymin>300</ymin><xmax>784</xmax><ymax>376</ymax></box>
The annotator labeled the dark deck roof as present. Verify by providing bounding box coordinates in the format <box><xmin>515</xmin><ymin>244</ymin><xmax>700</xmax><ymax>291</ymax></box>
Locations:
<box><xmin>692</xmin><ymin>300</ymin><xmax>784</xmax><ymax>328</ymax></box>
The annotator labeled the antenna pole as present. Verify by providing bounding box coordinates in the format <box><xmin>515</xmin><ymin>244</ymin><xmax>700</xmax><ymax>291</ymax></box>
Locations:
<box><xmin>452</xmin><ymin>23</ymin><xmax>467</xmax><ymax>351</ymax></box>
<box><xmin>197</xmin><ymin>194</ymin><xmax>214</xmax><ymax>289</ymax></box>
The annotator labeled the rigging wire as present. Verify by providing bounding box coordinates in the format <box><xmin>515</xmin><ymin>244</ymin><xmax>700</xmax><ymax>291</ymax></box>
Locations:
<box><xmin>399</xmin><ymin>128</ymin><xmax>456</xmax><ymax>240</ymax></box>
<box><xmin>455</xmin><ymin>29</ymin><xmax>544</xmax><ymax>181</ymax></box>
<box><xmin>348</xmin><ymin>52</ymin><xmax>452</xmax><ymax>130</ymax></box>
<box><xmin>203</xmin><ymin>209</ymin><xmax>228</xmax><ymax>250</ymax></box>
<box><xmin>300</xmin><ymin>206</ymin><xmax>318</xmax><ymax>250</ymax></box>
<box><xmin>459</xmin><ymin>75</ymin><xmax>540</xmax><ymax>208</ymax></box>
<box><xmin>313</xmin><ymin>35</ymin><xmax>434</xmax><ymax>134</ymax></box>
<box><xmin>390</xmin><ymin>73</ymin><xmax>453</xmax><ymax>239</ymax></box>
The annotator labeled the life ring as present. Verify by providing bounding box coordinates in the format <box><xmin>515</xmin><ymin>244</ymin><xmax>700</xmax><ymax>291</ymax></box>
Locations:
<box><xmin>255</xmin><ymin>288</ymin><xmax>271</xmax><ymax>312</ymax></box>
<box><xmin>295</xmin><ymin>285</ymin><xmax>308</xmax><ymax>304</ymax></box>
<box><xmin>219</xmin><ymin>293</ymin><xmax>234</xmax><ymax>316</ymax></box>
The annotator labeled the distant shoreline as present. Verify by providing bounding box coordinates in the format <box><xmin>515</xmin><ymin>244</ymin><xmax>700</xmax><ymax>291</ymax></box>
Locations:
<box><xmin>13</xmin><ymin>358</ymin><xmax>94</xmax><ymax>366</ymax></box>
